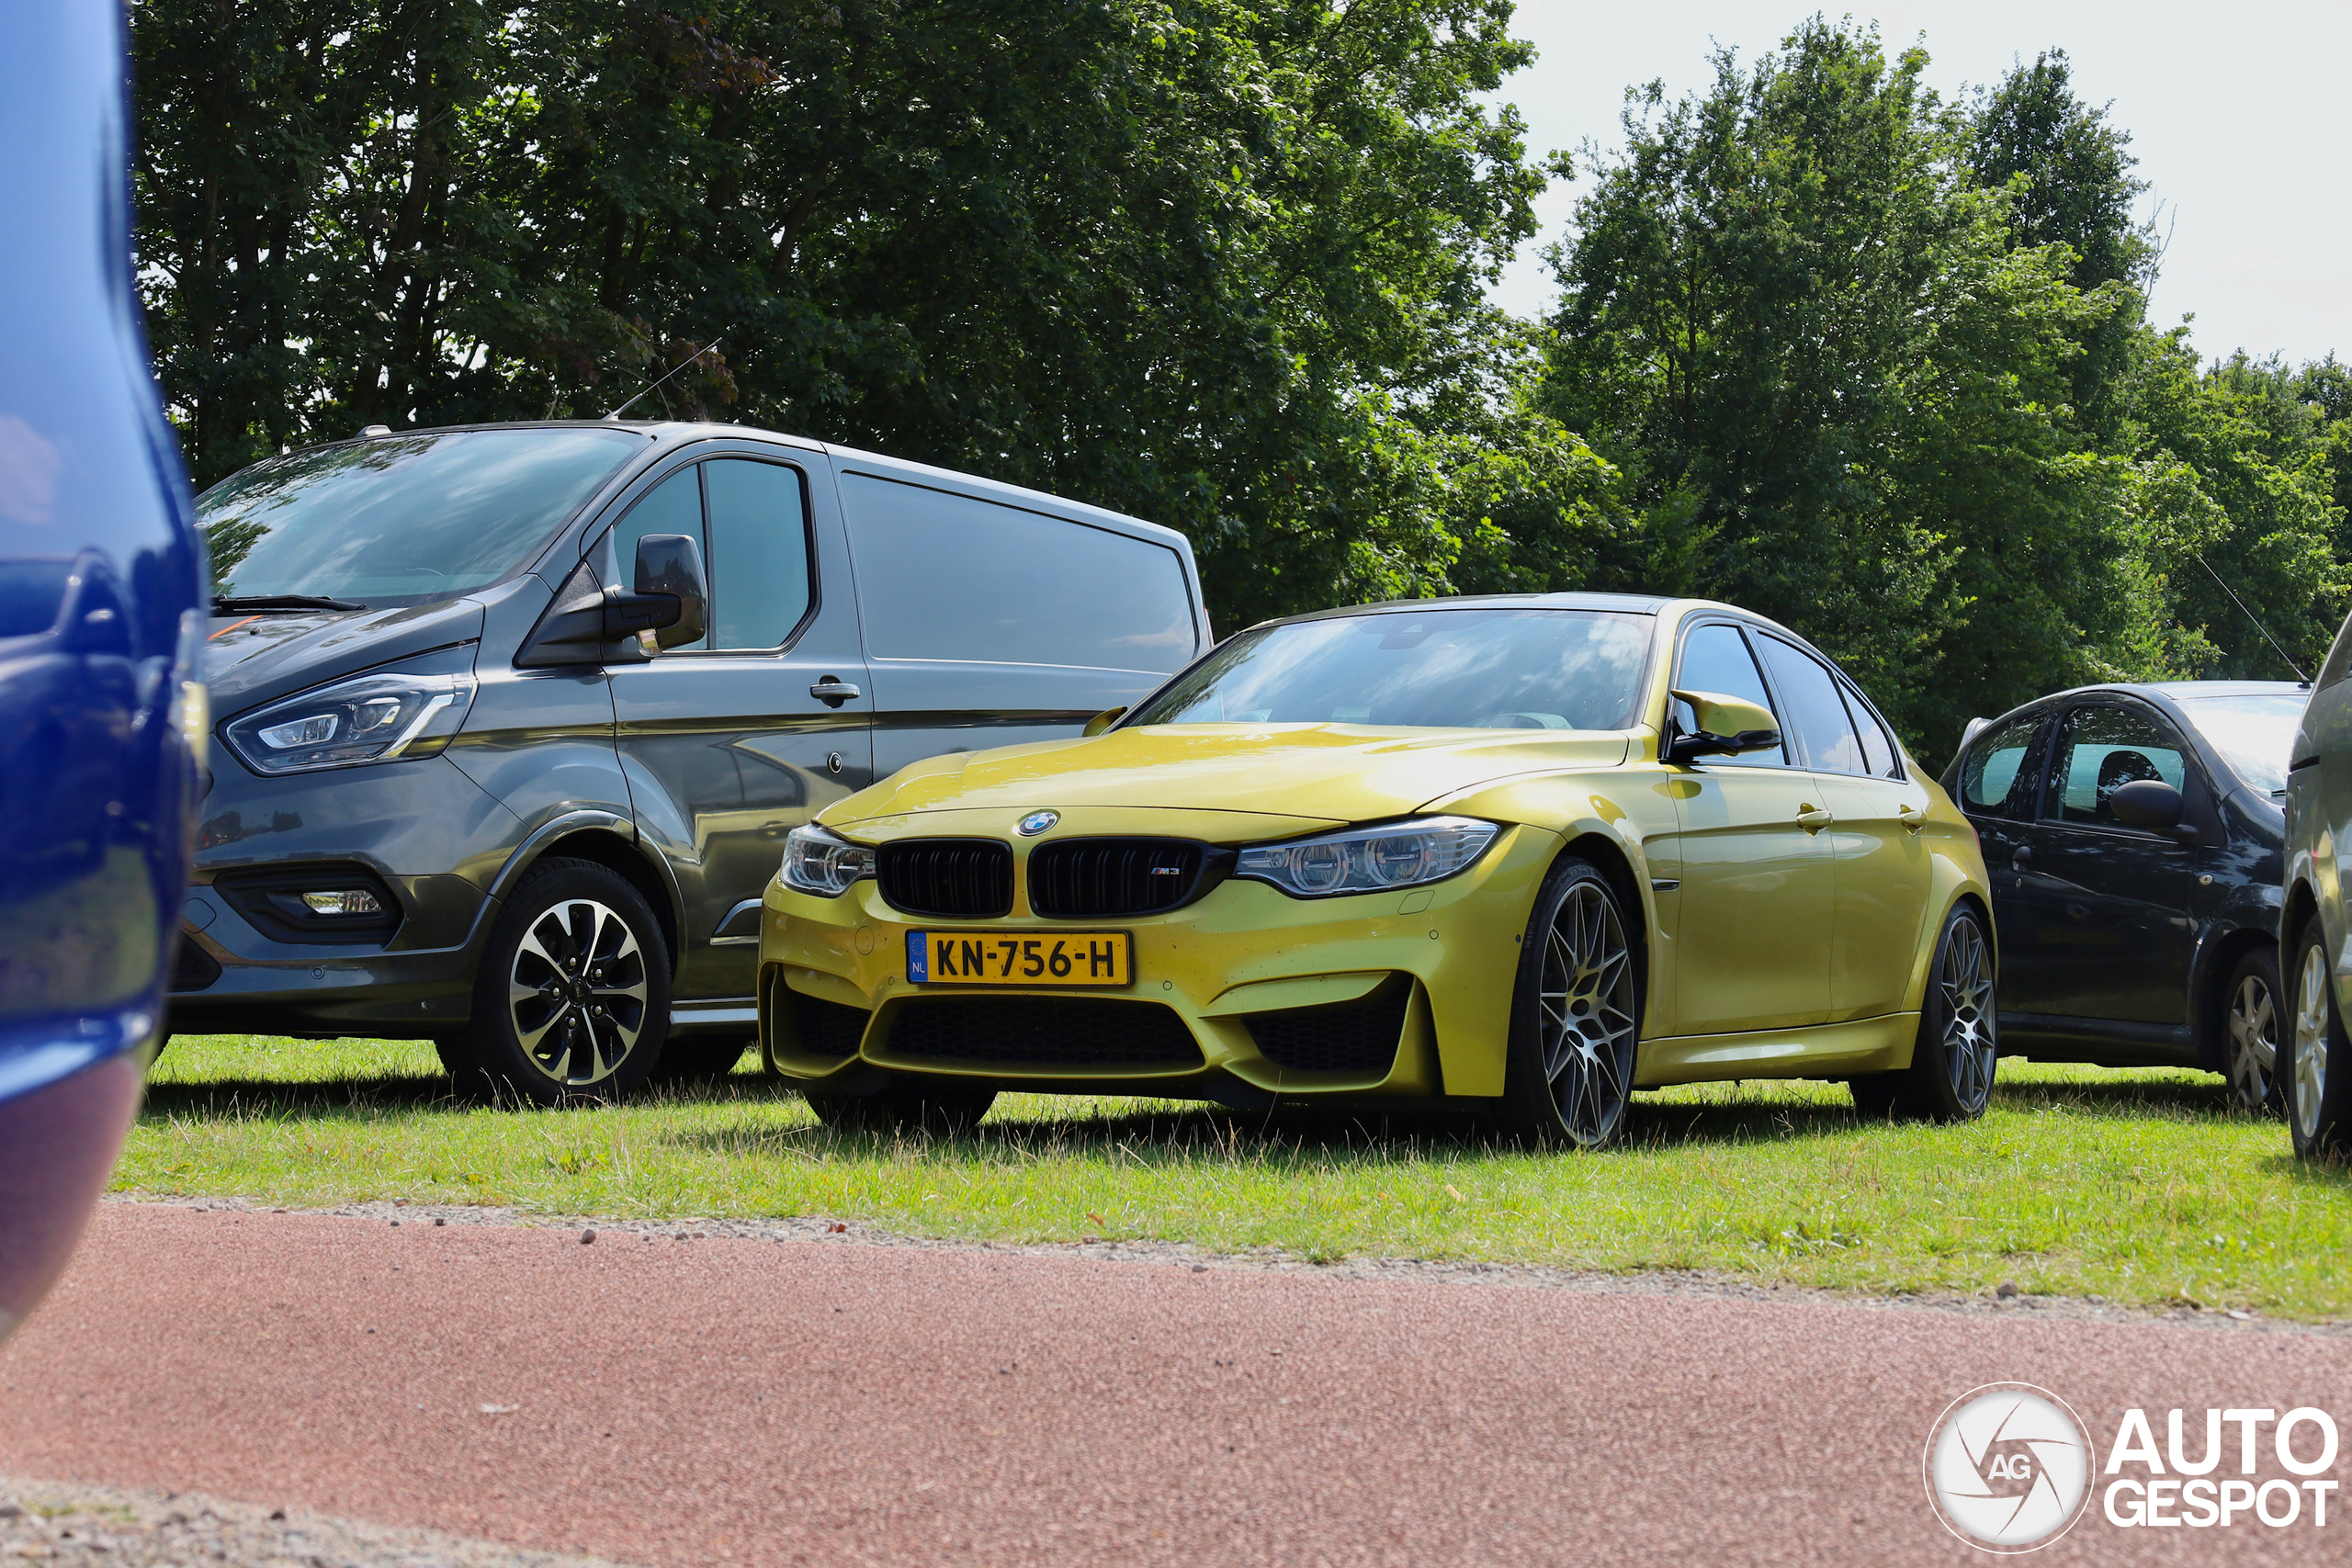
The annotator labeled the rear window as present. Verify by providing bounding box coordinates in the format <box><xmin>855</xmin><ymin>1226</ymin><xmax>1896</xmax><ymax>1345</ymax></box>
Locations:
<box><xmin>1961</xmin><ymin>715</ymin><xmax>2043</xmax><ymax>818</ymax></box>
<box><xmin>841</xmin><ymin>473</ymin><xmax>1195</xmax><ymax>671</ymax></box>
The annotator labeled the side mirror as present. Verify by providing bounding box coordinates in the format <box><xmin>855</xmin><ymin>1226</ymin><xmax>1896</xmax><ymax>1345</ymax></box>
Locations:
<box><xmin>1081</xmin><ymin>706</ymin><xmax>1127</xmax><ymax>738</ymax></box>
<box><xmin>1664</xmin><ymin>688</ymin><xmax>1781</xmax><ymax>765</ymax></box>
<box><xmin>2108</xmin><ymin>777</ymin><xmax>2186</xmax><ymax>832</ymax></box>
<box><xmin>629</xmin><ymin>533</ymin><xmax>707</xmax><ymax>650</ymax></box>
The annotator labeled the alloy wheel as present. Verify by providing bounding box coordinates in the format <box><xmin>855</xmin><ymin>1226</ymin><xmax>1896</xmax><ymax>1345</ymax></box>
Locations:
<box><xmin>2294</xmin><ymin>944</ymin><xmax>2331</xmax><ymax>1144</ymax></box>
<box><xmin>507</xmin><ymin>897</ymin><xmax>650</xmax><ymax>1088</ymax></box>
<box><xmin>2226</xmin><ymin>972</ymin><xmax>2279</xmax><ymax>1111</ymax></box>
<box><xmin>1536</xmin><ymin>881</ymin><xmax>1637</xmax><ymax>1146</ymax></box>
<box><xmin>1940</xmin><ymin>918</ymin><xmax>1996</xmax><ymax>1114</ymax></box>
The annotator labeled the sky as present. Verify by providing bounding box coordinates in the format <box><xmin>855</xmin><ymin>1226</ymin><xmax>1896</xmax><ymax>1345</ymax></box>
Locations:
<box><xmin>1486</xmin><ymin>2</ymin><xmax>2351</xmax><ymax>367</ymax></box>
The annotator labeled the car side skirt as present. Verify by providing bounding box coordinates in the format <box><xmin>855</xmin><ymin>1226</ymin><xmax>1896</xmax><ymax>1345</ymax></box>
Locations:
<box><xmin>1634</xmin><ymin>1013</ymin><xmax>1917</xmax><ymax>1087</ymax></box>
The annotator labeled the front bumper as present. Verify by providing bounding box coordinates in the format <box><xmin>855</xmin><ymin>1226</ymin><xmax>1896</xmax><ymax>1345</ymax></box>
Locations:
<box><xmin>758</xmin><ymin>821</ymin><xmax>1561</xmax><ymax>1100</ymax></box>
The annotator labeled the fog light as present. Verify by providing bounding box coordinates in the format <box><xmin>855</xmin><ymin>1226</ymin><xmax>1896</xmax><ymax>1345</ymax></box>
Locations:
<box><xmin>300</xmin><ymin>889</ymin><xmax>383</xmax><ymax>916</ymax></box>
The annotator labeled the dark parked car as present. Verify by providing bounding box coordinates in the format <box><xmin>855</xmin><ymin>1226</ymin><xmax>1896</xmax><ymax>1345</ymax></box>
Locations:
<box><xmin>1942</xmin><ymin>681</ymin><xmax>2303</xmax><ymax>1109</ymax></box>
<box><xmin>171</xmin><ymin>423</ymin><xmax>1210</xmax><ymax>1104</ymax></box>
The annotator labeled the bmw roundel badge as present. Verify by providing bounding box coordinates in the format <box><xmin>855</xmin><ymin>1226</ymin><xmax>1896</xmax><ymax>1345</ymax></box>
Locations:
<box><xmin>1017</xmin><ymin>809</ymin><xmax>1060</xmax><ymax>837</ymax></box>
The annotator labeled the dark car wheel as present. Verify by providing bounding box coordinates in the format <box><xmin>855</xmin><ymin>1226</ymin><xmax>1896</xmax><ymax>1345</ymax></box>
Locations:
<box><xmin>2287</xmin><ymin>920</ymin><xmax>2352</xmax><ymax>1161</ymax></box>
<box><xmin>804</xmin><ymin>1077</ymin><xmax>996</xmax><ymax>1137</ymax></box>
<box><xmin>1497</xmin><ymin>856</ymin><xmax>1640</xmax><ymax>1150</ymax></box>
<box><xmin>444</xmin><ymin>857</ymin><xmax>670</xmax><ymax>1107</ymax></box>
<box><xmin>2222</xmin><ymin>944</ymin><xmax>2284</xmax><ymax>1115</ymax></box>
<box><xmin>1851</xmin><ymin>905</ymin><xmax>1996</xmax><ymax>1122</ymax></box>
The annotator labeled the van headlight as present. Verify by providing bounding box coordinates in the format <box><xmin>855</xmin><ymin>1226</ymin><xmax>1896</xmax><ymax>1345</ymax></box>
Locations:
<box><xmin>781</xmin><ymin>824</ymin><xmax>876</xmax><ymax>897</ymax></box>
<box><xmin>1235</xmin><ymin>816</ymin><xmax>1500</xmax><ymax>897</ymax></box>
<box><xmin>221</xmin><ymin>650</ymin><xmax>476</xmax><ymax>776</ymax></box>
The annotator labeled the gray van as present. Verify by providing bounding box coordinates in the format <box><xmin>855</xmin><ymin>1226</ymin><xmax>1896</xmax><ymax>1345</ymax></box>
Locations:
<box><xmin>171</xmin><ymin>422</ymin><xmax>1209</xmax><ymax>1102</ymax></box>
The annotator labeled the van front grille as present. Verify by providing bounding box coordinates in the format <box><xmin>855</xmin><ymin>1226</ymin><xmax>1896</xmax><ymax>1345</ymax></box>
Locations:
<box><xmin>876</xmin><ymin>839</ymin><xmax>1013</xmax><ymax>919</ymax></box>
<box><xmin>1026</xmin><ymin>838</ymin><xmax>1223</xmax><ymax>918</ymax></box>
<box><xmin>882</xmin><ymin>998</ymin><xmax>1204</xmax><ymax>1068</ymax></box>
<box><xmin>1244</xmin><ymin>981</ymin><xmax>1409</xmax><ymax>1075</ymax></box>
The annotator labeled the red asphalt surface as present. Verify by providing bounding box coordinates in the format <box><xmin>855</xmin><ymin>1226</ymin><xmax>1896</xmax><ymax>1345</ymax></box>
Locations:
<box><xmin>2</xmin><ymin>1203</ymin><xmax>2347</xmax><ymax>1565</ymax></box>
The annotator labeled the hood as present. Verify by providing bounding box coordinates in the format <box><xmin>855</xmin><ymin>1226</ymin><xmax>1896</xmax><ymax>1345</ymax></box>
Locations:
<box><xmin>822</xmin><ymin>723</ymin><xmax>1635</xmax><ymax>836</ymax></box>
<box><xmin>203</xmin><ymin>596</ymin><xmax>488</xmax><ymax>716</ymax></box>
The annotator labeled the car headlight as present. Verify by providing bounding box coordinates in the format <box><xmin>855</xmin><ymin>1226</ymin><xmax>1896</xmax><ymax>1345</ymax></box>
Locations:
<box><xmin>1236</xmin><ymin>816</ymin><xmax>1500</xmax><ymax>897</ymax></box>
<box><xmin>220</xmin><ymin>649</ymin><xmax>477</xmax><ymax>776</ymax></box>
<box><xmin>781</xmin><ymin>824</ymin><xmax>876</xmax><ymax>897</ymax></box>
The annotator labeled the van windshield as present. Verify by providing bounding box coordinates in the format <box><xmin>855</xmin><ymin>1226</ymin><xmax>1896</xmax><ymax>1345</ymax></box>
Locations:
<box><xmin>1126</xmin><ymin>608</ymin><xmax>1654</xmax><ymax>731</ymax></box>
<box><xmin>198</xmin><ymin>428</ymin><xmax>643</xmax><ymax>608</ymax></box>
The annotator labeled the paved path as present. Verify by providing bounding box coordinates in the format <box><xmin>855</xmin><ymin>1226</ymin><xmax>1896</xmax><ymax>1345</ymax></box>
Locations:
<box><xmin>2</xmin><ymin>1203</ymin><xmax>2346</xmax><ymax>1565</ymax></box>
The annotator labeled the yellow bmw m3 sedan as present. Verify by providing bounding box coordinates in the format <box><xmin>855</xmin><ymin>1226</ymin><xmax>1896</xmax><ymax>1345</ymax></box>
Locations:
<box><xmin>758</xmin><ymin>594</ymin><xmax>1995</xmax><ymax>1147</ymax></box>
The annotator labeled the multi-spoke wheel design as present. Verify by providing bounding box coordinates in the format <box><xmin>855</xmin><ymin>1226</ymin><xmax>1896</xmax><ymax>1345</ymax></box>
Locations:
<box><xmin>508</xmin><ymin>897</ymin><xmax>650</xmax><ymax>1088</ymax></box>
<box><xmin>1939</xmin><ymin>916</ymin><xmax>1996</xmax><ymax>1116</ymax></box>
<box><xmin>1536</xmin><ymin>881</ymin><xmax>1638</xmax><ymax>1146</ymax></box>
<box><xmin>2293</xmin><ymin>941</ymin><xmax>2332</xmax><ymax>1146</ymax></box>
<box><xmin>2222</xmin><ymin>947</ymin><xmax>2282</xmax><ymax>1114</ymax></box>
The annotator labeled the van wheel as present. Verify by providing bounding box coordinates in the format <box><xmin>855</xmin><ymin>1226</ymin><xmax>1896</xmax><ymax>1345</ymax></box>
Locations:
<box><xmin>446</xmin><ymin>857</ymin><xmax>670</xmax><ymax>1107</ymax></box>
<box><xmin>2222</xmin><ymin>944</ymin><xmax>2284</xmax><ymax>1114</ymax></box>
<box><xmin>803</xmin><ymin>1077</ymin><xmax>995</xmax><ymax>1137</ymax></box>
<box><xmin>1495</xmin><ymin>856</ymin><xmax>1640</xmax><ymax>1149</ymax></box>
<box><xmin>1850</xmin><ymin>905</ymin><xmax>1996</xmax><ymax>1122</ymax></box>
<box><xmin>2287</xmin><ymin>920</ymin><xmax>2352</xmax><ymax>1160</ymax></box>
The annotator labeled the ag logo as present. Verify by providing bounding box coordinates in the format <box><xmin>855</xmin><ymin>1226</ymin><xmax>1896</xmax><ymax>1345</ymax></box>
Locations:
<box><xmin>1923</xmin><ymin>1383</ymin><xmax>2096</xmax><ymax>1551</ymax></box>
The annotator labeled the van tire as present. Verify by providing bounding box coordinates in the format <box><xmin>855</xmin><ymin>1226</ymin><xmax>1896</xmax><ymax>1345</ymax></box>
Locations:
<box><xmin>2287</xmin><ymin>919</ymin><xmax>2352</xmax><ymax>1160</ymax></box>
<box><xmin>803</xmin><ymin>1077</ymin><xmax>996</xmax><ymax>1137</ymax></box>
<box><xmin>445</xmin><ymin>857</ymin><xmax>671</xmax><ymax>1107</ymax></box>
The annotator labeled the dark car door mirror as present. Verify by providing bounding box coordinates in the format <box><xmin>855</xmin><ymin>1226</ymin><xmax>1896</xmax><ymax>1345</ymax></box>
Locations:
<box><xmin>627</xmin><ymin>533</ymin><xmax>707</xmax><ymax>650</ymax></box>
<box><xmin>2107</xmin><ymin>777</ymin><xmax>2186</xmax><ymax>832</ymax></box>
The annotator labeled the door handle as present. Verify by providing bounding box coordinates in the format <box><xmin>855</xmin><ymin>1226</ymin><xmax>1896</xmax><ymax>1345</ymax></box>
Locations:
<box><xmin>809</xmin><ymin>678</ymin><xmax>861</xmax><ymax>706</ymax></box>
<box><xmin>1797</xmin><ymin>806</ymin><xmax>1833</xmax><ymax>833</ymax></box>
<box><xmin>1897</xmin><ymin>804</ymin><xmax>1928</xmax><ymax>832</ymax></box>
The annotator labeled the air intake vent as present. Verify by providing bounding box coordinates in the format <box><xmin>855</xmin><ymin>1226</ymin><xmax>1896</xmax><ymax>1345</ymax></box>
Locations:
<box><xmin>883</xmin><ymin>998</ymin><xmax>1204</xmax><ymax>1068</ymax></box>
<box><xmin>876</xmin><ymin>839</ymin><xmax>1013</xmax><ymax>919</ymax></box>
<box><xmin>1027</xmin><ymin>838</ymin><xmax>1226</xmax><ymax>918</ymax></box>
<box><xmin>790</xmin><ymin>993</ymin><xmax>870</xmax><ymax>1058</ymax></box>
<box><xmin>1244</xmin><ymin>980</ymin><xmax>1409</xmax><ymax>1076</ymax></box>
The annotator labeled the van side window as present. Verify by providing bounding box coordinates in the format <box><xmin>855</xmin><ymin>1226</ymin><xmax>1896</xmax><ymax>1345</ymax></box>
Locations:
<box><xmin>704</xmin><ymin>458</ymin><xmax>813</xmax><ymax>649</ymax></box>
<box><xmin>1671</xmin><ymin>622</ymin><xmax>1784</xmax><ymax>766</ymax></box>
<box><xmin>841</xmin><ymin>473</ymin><xmax>1195</xmax><ymax>671</ymax></box>
<box><xmin>606</xmin><ymin>465</ymin><xmax>707</xmax><ymax>650</ymax></box>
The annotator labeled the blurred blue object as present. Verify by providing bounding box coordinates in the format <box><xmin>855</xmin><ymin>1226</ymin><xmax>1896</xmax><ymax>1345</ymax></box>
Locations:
<box><xmin>0</xmin><ymin>0</ymin><xmax>206</xmax><ymax>1340</ymax></box>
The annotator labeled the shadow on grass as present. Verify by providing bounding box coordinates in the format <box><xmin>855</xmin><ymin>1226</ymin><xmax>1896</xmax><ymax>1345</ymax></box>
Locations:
<box><xmin>139</xmin><ymin>1068</ymin><xmax>804</xmax><ymax>1122</ymax></box>
<box><xmin>1992</xmin><ymin>1076</ymin><xmax>2235</xmax><ymax>1118</ymax></box>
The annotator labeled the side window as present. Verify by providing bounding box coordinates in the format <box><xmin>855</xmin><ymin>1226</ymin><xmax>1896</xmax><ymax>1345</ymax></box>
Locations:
<box><xmin>1838</xmin><ymin>678</ymin><xmax>1899</xmax><ymax>778</ymax></box>
<box><xmin>2318</xmin><ymin>612</ymin><xmax>2352</xmax><ymax>691</ymax></box>
<box><xmin>1757</xmin><ymin>636</ymin><xmax>1867</xmax><ymax>773</ymax></box>
<box><xmin>605</xmin><ymin>465</ymin><xmax>707</xmax><ymax>651</ymax></box>
<box><xmin>703</xmin><ymin>457</ymin><xmax>813</xmax><ymax>649</ymax></box>
<box><xmin>1959</xmin><ymin>715</ymin><xmax>2043</xmax><ymax>818</ymax></box>
<box><xmin>1671</xmin><ymin>622</ymin><xmax>1784</xmax><ymax>766</ymax></box>
<box><xmin>841</xmin><ymin>473</ymin><xmax>1196</xmax><ymax>671</ymax></box>
<box><xmin>2044</xmin><ymin>705</ymin><xmax>2189</xmax><ymax>828</ymax></box>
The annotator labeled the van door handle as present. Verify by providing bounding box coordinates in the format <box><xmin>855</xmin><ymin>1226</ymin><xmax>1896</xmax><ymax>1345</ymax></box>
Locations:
<box><xmin>809</xmin><ymin>679</ymin><xmax>861</xmax><ymax>706</ymax></box>
<box><xmin>1797</xmin><ymin>806</ymin><xmax>1833</xmax><ymax>833</ymax></box>
<box><xmin>1897</xmin><ymin>805</ymin><xmax>1928</xmax><ymax>832</ymax></box>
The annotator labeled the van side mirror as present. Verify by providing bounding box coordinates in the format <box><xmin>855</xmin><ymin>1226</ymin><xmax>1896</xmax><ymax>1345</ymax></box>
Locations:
<box><xmin>514</xmin><ymin>535</ymin><xmax>710</xmax><ymax>668</ymax></box>
<box><xmin>627</xmin><ymin>533</ymin><xmax>707</xmax><ymax>650</ymax></box>
<box><xmin>2108</xmin><ymin>777</ymin><xmax>2186</xmax><ymax>832</ymax></box>
<box><xmin>1082</xmin><ymin>706</ymin><xmax>1127</xmax><ymax>738</ymax></box>
<box><xmin>1664</xmin><ymin>688</ymin><xmax>1781</xmax><ymax>765</ymax></box>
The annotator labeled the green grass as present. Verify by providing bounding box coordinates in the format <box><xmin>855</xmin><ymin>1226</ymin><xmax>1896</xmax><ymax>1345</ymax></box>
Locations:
<box><xmin>119</xmin><ymin>1034</ymin><xmax>2352</xmax><ymax>1320</ymax></box>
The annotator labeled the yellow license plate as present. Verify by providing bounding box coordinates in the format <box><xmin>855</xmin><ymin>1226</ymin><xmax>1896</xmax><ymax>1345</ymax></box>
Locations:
<box><xmin>907</xmin><ymin>931</ymin><xmax>1132</xmax><ymax>987</ymax></box>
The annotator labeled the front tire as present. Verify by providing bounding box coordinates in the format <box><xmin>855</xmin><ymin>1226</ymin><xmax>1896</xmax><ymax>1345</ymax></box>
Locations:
<box><xmin>2222</xmin><ymin>944</ymin><xmax>2284</xmax><ymax>1115</ymax></box>
<box><xmin>1850</xmin><ymin>904</ymin><xmax>1996</xmax><ymax>1122</ymax></box>
<box><xmin>1497</xmin><ymin>856</ymin><xmax>1640</xmax><ymax>1149</ymax></box>
<box><xmin>444</xmin><ymin>857</ymin><xmax>671</xmax><ymax>1107</ymax></box>
<box><xmin>2286</xmin><ymin>920</ymin><xmax>2352</xmax><ymax>1161</ymax></box>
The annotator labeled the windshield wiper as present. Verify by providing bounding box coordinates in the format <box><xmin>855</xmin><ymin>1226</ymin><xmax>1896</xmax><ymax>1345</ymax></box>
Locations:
<box><xmin>211</xmin><ymin>594</ymin><xmax>368</xmax><ymax>615</ymax></box>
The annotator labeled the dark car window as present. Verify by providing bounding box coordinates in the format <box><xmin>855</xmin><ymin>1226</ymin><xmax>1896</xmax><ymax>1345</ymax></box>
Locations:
<box><xmin>199</xmin><ymin>427</ymin><xmax>642</xmax><ymax>609</ymax></box>
<box><xmin>1838</xmin><ymin>677</ymin><xmax>1899</xmax><ymax>778</ymax></box>
<box><xmin>842</xmin><ymin>473</ymin><xmax>1195</xmax><ymax>671</ymax></box>
<box><xmin>1670</xmin><ymin>622</ymin><xmax>1784</xmax><ymax>766</ymax></box>
<box><xmin>605</xmin><ymin>465</ymin><xmax>708</xmax><ymax>651</ymax></box>
<box><xmin>1757</xmin><ymin>636</ymin><xmax>1867</xmax><ymax>773</ymax></box>
<box><xmin>1960</xmin><ymin>714</ymin><xmax>2043</xmax><ymax>818</ymax></box>
<box><xmin>704</xmin><ymin>458</ymin><xmax>813</xmax><ymax>649</ymax></box>
<box><xmin>2045</xmin><ymin>705</ymin><xmax>2189</xmax><ymax>828</ymax></box>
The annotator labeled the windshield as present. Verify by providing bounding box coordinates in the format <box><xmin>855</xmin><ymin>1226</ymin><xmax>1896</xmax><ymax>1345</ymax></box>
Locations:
<box><xmin>2176</xmin><ymin>692</ymin><xmax>2308</xmax><ymax>795</ymax></box>
<box><xmin>1127</xmin><ymin>608</ymin><xmax>1654</xmax><ymax>731</ymax></box>
<box><xmin>198</xmin><ymin>428</ymin><xmax>643</xmax><ymax>608</ymax></box>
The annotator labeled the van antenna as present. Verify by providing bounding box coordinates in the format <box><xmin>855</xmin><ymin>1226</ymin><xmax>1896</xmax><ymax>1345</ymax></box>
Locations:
<box><xmin>2193</xmin><ymin>553</ymin><xmax>2310</xmax><ymax>684</ymax></box>
<box><xmin>602</xmin><ymin>336</ymin><xmax>725</xmax><ymax>423</ymax></box>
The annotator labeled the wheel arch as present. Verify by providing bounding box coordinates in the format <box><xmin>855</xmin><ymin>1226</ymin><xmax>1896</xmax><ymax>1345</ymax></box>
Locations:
<box><xmin>487</xmin><ymin>813</ymin><xmax>684</xmax><ymax>978</ymax></box>
<box><xmin>2190</xmin><ymin>919</ymin><xmax>2279</xmax><ymax>1075</ymax></box>
<box><xmin>1555</xmin><ymin>829</ymin><xmax>1652</xmax><ymax>1025</ymax></box>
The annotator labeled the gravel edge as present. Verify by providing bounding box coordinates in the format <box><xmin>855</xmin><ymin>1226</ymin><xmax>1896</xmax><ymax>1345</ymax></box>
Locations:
<box><xmin>0</xmin><ymin>1474</ymin><xmax>644</xmax><ymax>1568</ymax></box>
<box><xmin>108</xmin><ymin>1191</ymin><xmax>2350</xmax><ymax>1336</ymax></box>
